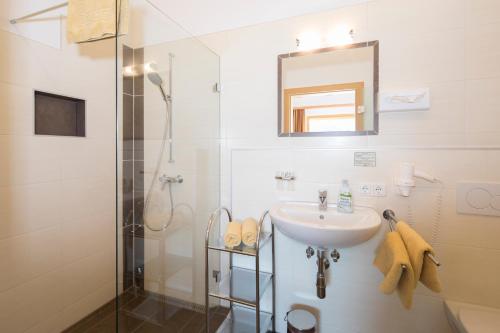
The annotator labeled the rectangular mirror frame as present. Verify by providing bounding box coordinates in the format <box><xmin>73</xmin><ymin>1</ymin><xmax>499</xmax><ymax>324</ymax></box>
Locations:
<box><xmin>278</xmin><ymin>40</ymin><xmax>379</xmax><ymax>137</ymax></box>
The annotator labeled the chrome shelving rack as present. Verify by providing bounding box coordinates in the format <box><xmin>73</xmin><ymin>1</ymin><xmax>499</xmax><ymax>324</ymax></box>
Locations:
<box><xmin>205</xmin><ymin>207</ymin><xmax>276</xmax><ymax>333</ymax></box>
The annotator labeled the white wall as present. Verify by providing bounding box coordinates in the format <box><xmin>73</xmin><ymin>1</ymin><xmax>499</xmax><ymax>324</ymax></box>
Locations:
<box><xmin>201</xmin><ymin>0</ymin><xmax>500</xmax><ymax>332</ymax></box>
<box><xmin>0</xmin><ymin>19</ymin><xmax>116</xmax><ymax>332</ymax></box>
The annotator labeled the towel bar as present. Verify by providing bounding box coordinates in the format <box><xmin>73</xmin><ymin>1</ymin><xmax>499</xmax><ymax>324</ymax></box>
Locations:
<box><xmin>10</xmin><ymin>2</ymin><xmax>68</xmax><ymax>24</ymax></box>
<box><xmin>383</xmin><ymin>209</ymin><xmax>441</xmax><ymax>267</ymax></box>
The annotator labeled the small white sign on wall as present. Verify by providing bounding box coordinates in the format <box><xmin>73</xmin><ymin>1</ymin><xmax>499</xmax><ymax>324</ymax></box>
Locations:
<box><xmin>379</xmin><ymin>88</ymin><xmax>430</xmax><ymax>112</ymax></box>
<box><xmin>354</xmin><ymin>152</ymin><xmax>376</xmax><ymax>167</ymax></box>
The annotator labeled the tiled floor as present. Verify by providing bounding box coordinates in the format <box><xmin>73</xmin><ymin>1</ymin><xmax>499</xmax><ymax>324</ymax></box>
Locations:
<box><xmin>64</xmin><ymin>289</ymin><xmax>228</xmax><ymax>333</ymax></box>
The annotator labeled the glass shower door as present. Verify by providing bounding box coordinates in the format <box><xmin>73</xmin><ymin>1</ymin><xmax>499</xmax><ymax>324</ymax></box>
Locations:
<box><xmin>116</xmin><ymin>1</ymin><xmax>221</xmax><ymax>331</ymax></box>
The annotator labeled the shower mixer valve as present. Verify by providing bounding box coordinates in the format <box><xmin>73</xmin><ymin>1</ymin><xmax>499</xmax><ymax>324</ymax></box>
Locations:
<box><xmin>159</xmin><ymin>174</ymin><xmax>184</xmax><ymax>189</ymax></box>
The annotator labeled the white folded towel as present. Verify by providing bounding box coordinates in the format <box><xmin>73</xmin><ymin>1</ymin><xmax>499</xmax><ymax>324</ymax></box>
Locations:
<box><xmin>242</xmin><ymin>218</ymin><xmax>258</xmax><ymax>247</ymax></box>
<box><xmin>67</xmin><ymin>0</ymin><xmax>129</xmax><ymax>43</ymax></box>
<box><xmin>224</xmin><ymin>221</ymin><xmax>242</xmax><ymax>248</ymax></box>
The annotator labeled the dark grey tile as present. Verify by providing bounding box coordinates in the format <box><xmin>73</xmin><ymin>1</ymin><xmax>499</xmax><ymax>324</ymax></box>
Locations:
<box><xmin>132</xmin><ymin>227</ymin><xmax>144</xmax><ymax>289</ymax></box>
<box><xmin>135</xmin><ymin>321</ymin><xmax>175</xmax><ymax>333</ymax></box>
<box><xmin>134</xmin><ymin>48</ymin><xmax>144</xmax><ymax>96</ymax></box>
<box><xmin>134</xmin><ymin>161</ymin><xmax>144</xmax><ymax>198</ymax></box>
<box><xmin>133</xmin><ymin>194</ymin><xmax>144</xmax><ymax>227</ymax></box>
<box><xmin>118</xmin><ymin>289</ymin><xmax>140</xmax><ymax>309</ymax></box>
<box><xmin>152</xmin><ymin>307</ymin><xmax>197</xmax><ymax>332</ymax></box>
<box><xmin>35</xmin><ymin>91</ymin><xmax>85</xmax><ymax>137</ymax></box>
<box><xmin>122</xmin><ymin>296</ymin><xmax>164</xmax><ymax>320</ymax></box>
<box><xmin>133</xmin><ymin>160</ymin><xmax>144</xmax><ymax>193</ymax></box>
<box><xmin>122</xmin><ymin>161</ymin><xmax>134</xmax><ymax>226</ymax></box>
<box><xmin>63</xmin><ymin>305</ymin><xmax>112</xmax><ymax>333</ymax></box>
<box><xmin>148</xmin><ymin>303</ymin><xmax>183</xmax><ymax>327</ymax></box>
<box><xmin>123</xmin><ymin>94</ymin><xmax>134</xmax><ymax>160</ymax></box>
<box><xmin>123</xmin><ymin>231</ymin><xmax>135</xmax><ymax>290</ymax></box>
<box><xmin>63</xmin><ymin>295</ymin><xmax>141</xmax><ymax>333</ymax></box>
<box><xmin>187</xmin><ymin>310</ymin><xmax>227</xmax><ymax>333</ymax></box>
<box><xmin>76</xmin><ymin>101</ymin><xmax>86</xmax><ymax>137</ymax></box>
<box><xmin>87</xmin><ymin>311</ymin><xmax>143</xmax><ymax>333</ymax></box>
<box><xmin>133</xmin><ymin>96</ymin><xmax>144</xmax><ymax>161</ymax></box>
<box><xmin>65</xmin><ymin>293</ymin><xmax>212</xmax><ymax>333</ymax></box>
<box><xmin>179</xmin><ymin>312</ymin><xmax>205</xmax><ymax>333</ymax></box>
<box><xmin>123</xmin><ymin>45</ymin><xmax>134</xmax><ymax>95</ymax></box>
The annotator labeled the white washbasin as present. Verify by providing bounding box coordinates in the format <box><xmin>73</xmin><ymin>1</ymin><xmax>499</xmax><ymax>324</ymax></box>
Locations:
<box><xmin>269</xmin><ymin>202</ymin><xmax>381</xmax><ymax>248</ymax></box>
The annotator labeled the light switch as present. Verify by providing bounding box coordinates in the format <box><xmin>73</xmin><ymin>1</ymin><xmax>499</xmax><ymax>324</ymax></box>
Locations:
<box><xmin>457</xmin><ymin>182</ymin><xmax>500</xmax><ymax>217</ymax></box>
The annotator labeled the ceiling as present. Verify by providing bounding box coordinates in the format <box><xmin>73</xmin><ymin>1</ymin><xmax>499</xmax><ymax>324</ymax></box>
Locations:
<box><xmin>148</xmin><ymin>0</ymin><xmax>368</xmax><ymax>37</ymax></box>
<box><xmin>1</xmin><ymin>0</ymin><xmax>367</xmax><ymax>48</ymax></box>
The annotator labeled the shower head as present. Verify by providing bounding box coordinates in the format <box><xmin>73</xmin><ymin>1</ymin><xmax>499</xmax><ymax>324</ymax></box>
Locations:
<box><xmin>147</xmin><ymin>71</ymin><xmax>163</xmax><ymax>87</ymax></box>
<box><xmin>145</xmin><ymin>62</ymin><xmax>169</xmax><ymax>102</ymax></box>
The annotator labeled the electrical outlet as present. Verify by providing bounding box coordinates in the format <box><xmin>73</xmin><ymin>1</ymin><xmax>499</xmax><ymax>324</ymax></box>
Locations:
<box><xmin>359</xmin><ymin>183</ymin><xmax>372</xmax><ymax>196</ymax></box>
<box><xmin>359</xmin><ymin>183</ymin><xmax>386</xmax><ymax>197</ymax></box>
<box><xmin>373</xmin><ymin>184</ymin><xmax>386</xmax><ymax>197</ymax></box>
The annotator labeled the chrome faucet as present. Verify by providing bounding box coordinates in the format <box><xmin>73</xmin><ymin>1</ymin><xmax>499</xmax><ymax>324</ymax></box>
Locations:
<box><xmin>318</xmin><ymin>190</ymin><xmax>328</xmax><ymax>211</ymax></box>
<box><xmin>159</xmin><ymin>174</ymin><xmax>183</xmax><ymax>190</ymax></box>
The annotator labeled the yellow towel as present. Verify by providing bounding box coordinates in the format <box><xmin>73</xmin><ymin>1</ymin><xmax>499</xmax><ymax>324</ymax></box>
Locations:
<box><xmin>224</xmin><ymin>221</ymin><xmax>242</xmax><ymax>248</ymax></box>
<box><xmin>242</xmin><ymin>218</ymin><xmax>258</xmax><ymax>247</ymax></box>
<box><xmin>396</xmin><ymin>222</ymin><xmax>442</xmax><ymax>293</ymax></box>
<box><xmin>67</xmin><ymin>0</ymin><xmax>129</xmax><ymax>43</ymax></box>
<box><xmin>374</xmin><ymin>231</ymin><xmax>416</xmax><ymax>309</ymax></box>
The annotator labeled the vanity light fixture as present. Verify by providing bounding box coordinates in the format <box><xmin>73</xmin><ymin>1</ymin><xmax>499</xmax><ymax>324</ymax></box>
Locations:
<box><xmin>327</xmin><ymin>26</ymin><xmax>355</xmax><ymax>46</ymax></box>
<box><xmin>295</xmin><ymin>31</ymin><xmax>322</xmax><ymax>51</ymax></box>
<box><xmin>296</xmin><ymin>28</ymin><xmax>355</xmax><ymax>50</ymax></box>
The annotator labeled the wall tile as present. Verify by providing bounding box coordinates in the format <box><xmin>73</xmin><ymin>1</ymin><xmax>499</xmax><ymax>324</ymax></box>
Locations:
<box><xmin>465</xmin><ymin>77</ymin><xmax>500</xmax><ymax>133</ymax></box>
<box><xmin>465</xmin><ymin>22</ymin><xmax>500</xmax><ymax>79</ymax></box>
<box><xmin>123</xmin><ymin>160</ymin><xmax>134</xmax><ymax>226</ymax></box>
<box><xmin>0</xmin><ymin>227</ymin><xmax>63</xmax><ymax>293</ymax></box>
<box><xmin>367</xmin><ymin>0</ymin><xmax>465</xmax><ymax>36</ymax></box>
<box><xmin>0</xmin><ymin>270</ymin><xmax>64</xmax><ymax>333</ymax></box>
<box><xmin>0</xmin><ymin>82</ymin><xmax>33</xmax><ymax>136</ymax></box>
<box><xmin>134</xmin><ymin>96</ymin><xmax>145</xmax><ymax>161</ymax></box>
<box><xmin>465</xmin><ymin>0</ymin><xmax>500</xmax><ymax>27</ymax></box>
<box><xmin>133</xmin><ymin>48</ymin><xmax>145</xmax><ymax>96</ymax></box>
<box><xmin>123</xmin><ymin>45</ymin><xmax>134</xmax><ymax>95</ymax></box>
<box><xmin>0</xmin><ymin>182</ymin><xmax>62</xmax><ymax>240</ymax></box>
<box><xmin>123</xmin><ymin>94</ymin><xmax>134</xmax><ymax>160</ymax></box>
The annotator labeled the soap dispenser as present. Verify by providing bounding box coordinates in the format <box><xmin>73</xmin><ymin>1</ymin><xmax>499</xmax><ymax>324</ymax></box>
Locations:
<box><xmin>337</xmin><ymin>179</ymin><xmax>353</xmax><ymax>213</ymax></box>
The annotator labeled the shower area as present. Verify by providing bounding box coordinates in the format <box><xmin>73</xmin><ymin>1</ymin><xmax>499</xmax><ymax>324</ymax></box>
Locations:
<box><xmin>0</xmin><ymin>0</ymin><xmax>221</xmax><ymax>332</ymax></box>
<box><xmin>116</xmin><ymin>0</ymin><xmax>222</xmax><ymax>331</ymax></box>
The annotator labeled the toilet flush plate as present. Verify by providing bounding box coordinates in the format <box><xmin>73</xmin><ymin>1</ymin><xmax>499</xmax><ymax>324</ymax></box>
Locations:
<box><xmin>457</xmin><ymin>182</ymin><xmax>500</xmax><ymax>217</ymax></box>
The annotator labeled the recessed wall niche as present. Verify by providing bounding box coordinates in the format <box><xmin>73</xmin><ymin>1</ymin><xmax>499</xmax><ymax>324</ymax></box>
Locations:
<box><xmin>34</xmin><ymin>91</ymin><xmax>86</xmax><ymax>137</ymax></box>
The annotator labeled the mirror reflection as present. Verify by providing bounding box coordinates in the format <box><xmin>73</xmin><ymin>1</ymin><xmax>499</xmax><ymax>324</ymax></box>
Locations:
<box><xmin>278</xmin><ymin>41</ymin><xmax>379</xmax><ymax>136</ymax></box>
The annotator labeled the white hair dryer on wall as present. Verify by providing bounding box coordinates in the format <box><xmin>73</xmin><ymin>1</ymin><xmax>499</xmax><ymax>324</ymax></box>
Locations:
<box><xmin>395</xmin><ymin>162</ymin><xmax>438</xmax><ymax>197</ymax></box>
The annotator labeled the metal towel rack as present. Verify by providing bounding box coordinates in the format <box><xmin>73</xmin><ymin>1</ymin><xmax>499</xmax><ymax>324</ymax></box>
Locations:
<box><xmin>10</xmin><ymin>2</ymin><xmax>68</xmax><ymax>24</ymax></box>
<box><xmin>382</xmin><ymin>209</ymin><xmax>441</xmax><ymax>267</ymax></box>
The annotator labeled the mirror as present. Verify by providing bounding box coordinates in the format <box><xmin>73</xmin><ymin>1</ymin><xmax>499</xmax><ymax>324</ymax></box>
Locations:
<box><xmin>278</xmin><ymin>41</ymin><xmax>379</xmax><ymax>136</ymax></box>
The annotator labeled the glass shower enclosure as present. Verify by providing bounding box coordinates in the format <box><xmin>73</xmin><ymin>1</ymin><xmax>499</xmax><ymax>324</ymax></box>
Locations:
<box><xmin>116</xmin><ymin>0</ymin><xmax>221</xmax><ymax>332</ymax></box>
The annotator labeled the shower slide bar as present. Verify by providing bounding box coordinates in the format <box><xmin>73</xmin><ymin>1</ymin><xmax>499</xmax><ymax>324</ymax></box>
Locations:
<box><xmin>10</xmin><ymin>2</ymin><xmax>68</xmax><ymax>24</ymax></box>
<box><xmin>383</xmin><ymin>209</ymin><xmax>441</xmax><ymax>267</ymax></box>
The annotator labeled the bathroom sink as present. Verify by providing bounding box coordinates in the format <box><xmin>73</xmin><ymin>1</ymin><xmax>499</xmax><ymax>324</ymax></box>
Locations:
<box><xmin>269</xmin><ymin>202</ymin><xmax>381</xmax><ymax>248</ymax></box>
